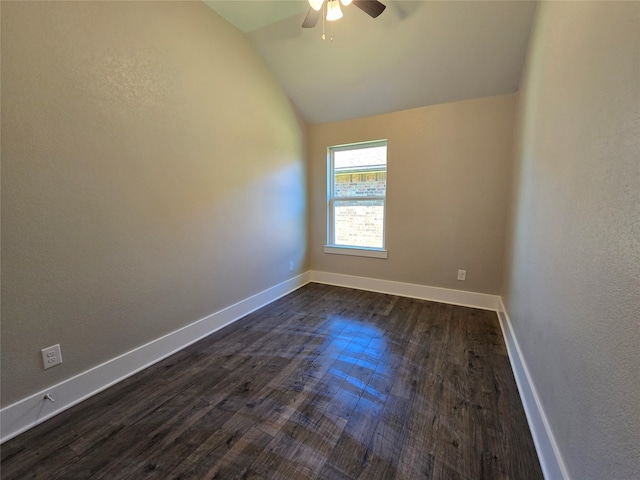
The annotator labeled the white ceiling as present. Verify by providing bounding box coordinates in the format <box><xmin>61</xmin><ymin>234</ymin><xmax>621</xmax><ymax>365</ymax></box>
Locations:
<box><xmin>205</xmin><ymin>1</ymin><xmax>537</xmax><ymax>124</ymax></box>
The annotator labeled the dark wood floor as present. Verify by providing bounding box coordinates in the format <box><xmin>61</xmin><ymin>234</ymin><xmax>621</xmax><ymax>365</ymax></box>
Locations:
<box><xmin>1</xmin><ymin>283</ymin><xmax>543</xmax><ymax>479</ymax></box>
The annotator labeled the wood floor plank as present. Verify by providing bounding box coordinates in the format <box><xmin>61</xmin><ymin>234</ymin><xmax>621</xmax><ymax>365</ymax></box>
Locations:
<box><xmin>197</xmin><ymin>426</ymin><xmax>275</xmax><ymax>480</ymax></box>
<box><xmin>58</xmin><ymin>393</ymin><xmax>216</xmax><ymax>480</ymax></box>
<box><xmin>1</xmin><ymin>283</ymin><xmax>543</xmax><ymax>480</ymax></box>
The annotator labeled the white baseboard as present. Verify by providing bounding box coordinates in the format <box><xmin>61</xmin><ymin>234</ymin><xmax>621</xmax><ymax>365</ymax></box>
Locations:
<box><xmin>310</xmin><ymin>270</ymin><xmax>501</xmax><ymax>311</ymax></box>
<box><xmin>0</xmin><ymin>272</ymin><xmax>311</xmax><ymax>444</ymax></box>
<box><xmin>497</xmin><ymin>299</ymin><xmax>570</xmax><ymax>480</ymax></box>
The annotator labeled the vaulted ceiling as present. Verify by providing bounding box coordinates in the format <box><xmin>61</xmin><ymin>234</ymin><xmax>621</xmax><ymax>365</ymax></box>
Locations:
<box><xmin>205</xmin><ymin>1</ymin><xmax>537</xmax><ymax>124</ymax></box>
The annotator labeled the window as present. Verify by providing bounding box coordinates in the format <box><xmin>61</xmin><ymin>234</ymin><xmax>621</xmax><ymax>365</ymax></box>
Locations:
<box><xmin>325</xmin><ymin>140</ymin><xmax>387</xmax><ymax>259</ymax></box>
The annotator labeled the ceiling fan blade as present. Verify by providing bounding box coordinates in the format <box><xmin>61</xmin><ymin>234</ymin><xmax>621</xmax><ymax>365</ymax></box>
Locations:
<box><xmin>353</xmin><ymin>0</ymin><xmax>386</xmax><ymax>18</ymax></box>
<box><xmin>302</xmin><ymin>8</ymin><xmax>321</xmax><ymax>28</ymax></box>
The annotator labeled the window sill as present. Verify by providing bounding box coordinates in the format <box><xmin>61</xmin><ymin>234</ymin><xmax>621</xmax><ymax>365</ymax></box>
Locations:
<box><xmin>324</xmin><ymin>245</ymin><xmax>388</xmax><ymax>259</ymax></box>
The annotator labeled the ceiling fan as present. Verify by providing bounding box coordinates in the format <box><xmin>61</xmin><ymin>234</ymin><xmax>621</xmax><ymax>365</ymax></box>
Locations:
<box><xmin>302</xmin><ymin>0</ymin><xmax>386</xmax><ymax>28</ymax></box>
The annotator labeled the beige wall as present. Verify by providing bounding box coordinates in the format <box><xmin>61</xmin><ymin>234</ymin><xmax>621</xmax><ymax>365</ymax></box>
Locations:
<box><xmin>503</xmin><ymin>2</ymin><xmax>639</xmax><ymax>479</ymax></box>
<box><xmin>1</xmin><ymin>1</ymin><xmax>307</xmax><ymax>406</ymax></box>
<box><xmin>309</xmin><ymin>94</ymin><xmax>516</xmax><ymax>294</ymax></box>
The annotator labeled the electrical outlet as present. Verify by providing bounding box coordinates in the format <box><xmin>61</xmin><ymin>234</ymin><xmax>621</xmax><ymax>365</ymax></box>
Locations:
<box><xmin>41</xmin><ymin>344</ymin><xmax>63</xmax><ymax>370</ymax></box>
<box><xmin>289</xmin><ymin>261</ymin><xmax>294</xmax><ymax>272</ymax></box>
<box><xmin>457</xmin><ymin>269</ymin><xmax>466</xmax><ymax>281</ymax></box>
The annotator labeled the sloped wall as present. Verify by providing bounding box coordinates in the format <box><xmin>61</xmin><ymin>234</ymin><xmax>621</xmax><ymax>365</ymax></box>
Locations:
<box><xmin>1</xmin><ymin>1</ymin><xmax>307</xmax><ymax>406</ymax></box>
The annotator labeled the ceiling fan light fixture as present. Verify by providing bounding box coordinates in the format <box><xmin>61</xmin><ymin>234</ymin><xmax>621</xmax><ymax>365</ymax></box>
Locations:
<box><xmin>326</xmin><ymin>0</ymin><xmax>343</xmax><ymax>21</ymax></box>
<box><xmin>308</xmin><ymin>0</ymin><xmax>324</xmax><ymax>11</ymax></box>
<box><xmin>340</xmin><ymin>0</ymin><xmax>352</xmax><ymax>5</ymax></box>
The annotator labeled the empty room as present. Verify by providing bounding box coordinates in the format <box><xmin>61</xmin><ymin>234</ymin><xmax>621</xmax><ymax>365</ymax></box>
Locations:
<box><xmin>1</xmin><ymin>1</ymin><xmax>638</xmax><ymax>479</ymax></box>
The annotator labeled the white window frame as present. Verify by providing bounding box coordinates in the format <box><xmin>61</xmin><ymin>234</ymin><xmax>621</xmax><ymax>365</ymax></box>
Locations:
<box><xmin>325</xmin><ymin>140</ymin><xmax>388</xmax><ymax>259</ymax></box>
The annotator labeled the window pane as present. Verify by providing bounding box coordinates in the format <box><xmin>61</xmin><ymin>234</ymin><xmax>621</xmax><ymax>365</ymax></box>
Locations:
<box><xmin>334</xmin><ymin>146</ymin><xmax>386</xmax><ymax>199</ymax></box>
<box><xmin>328</xmin><ymin>140</ymin><xmax>387</xmax><ymax>251</ymax></box>
<box><xmin>334</xmin><ymin>170</ymin><xmax>386</xmax><ymax>199</ymax></box>
<box><xmin>334</xmin><ymin>146</ymin><xmax>386</xmax><ymax>170</ymax></box>
<box><xmin>334</xmin><ymin>199</ymin><xmax>384</xmax><ymax>248</ymax></box>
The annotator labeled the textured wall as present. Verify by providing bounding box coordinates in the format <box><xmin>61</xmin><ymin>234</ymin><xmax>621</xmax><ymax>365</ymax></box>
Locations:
<box><xmin>309</xmin><ymin>94</ymin><xmax>516</xmax><ymax>294</ymax></box>
<box><xmin>1</xmin><ymin>1</ymin><xmax>307</xmax><ymax>406</ymax></box>
<box><xmin>502</xmin><ymin>2</ymin><xmax>640</xmax><ymax>479</ymax></box>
